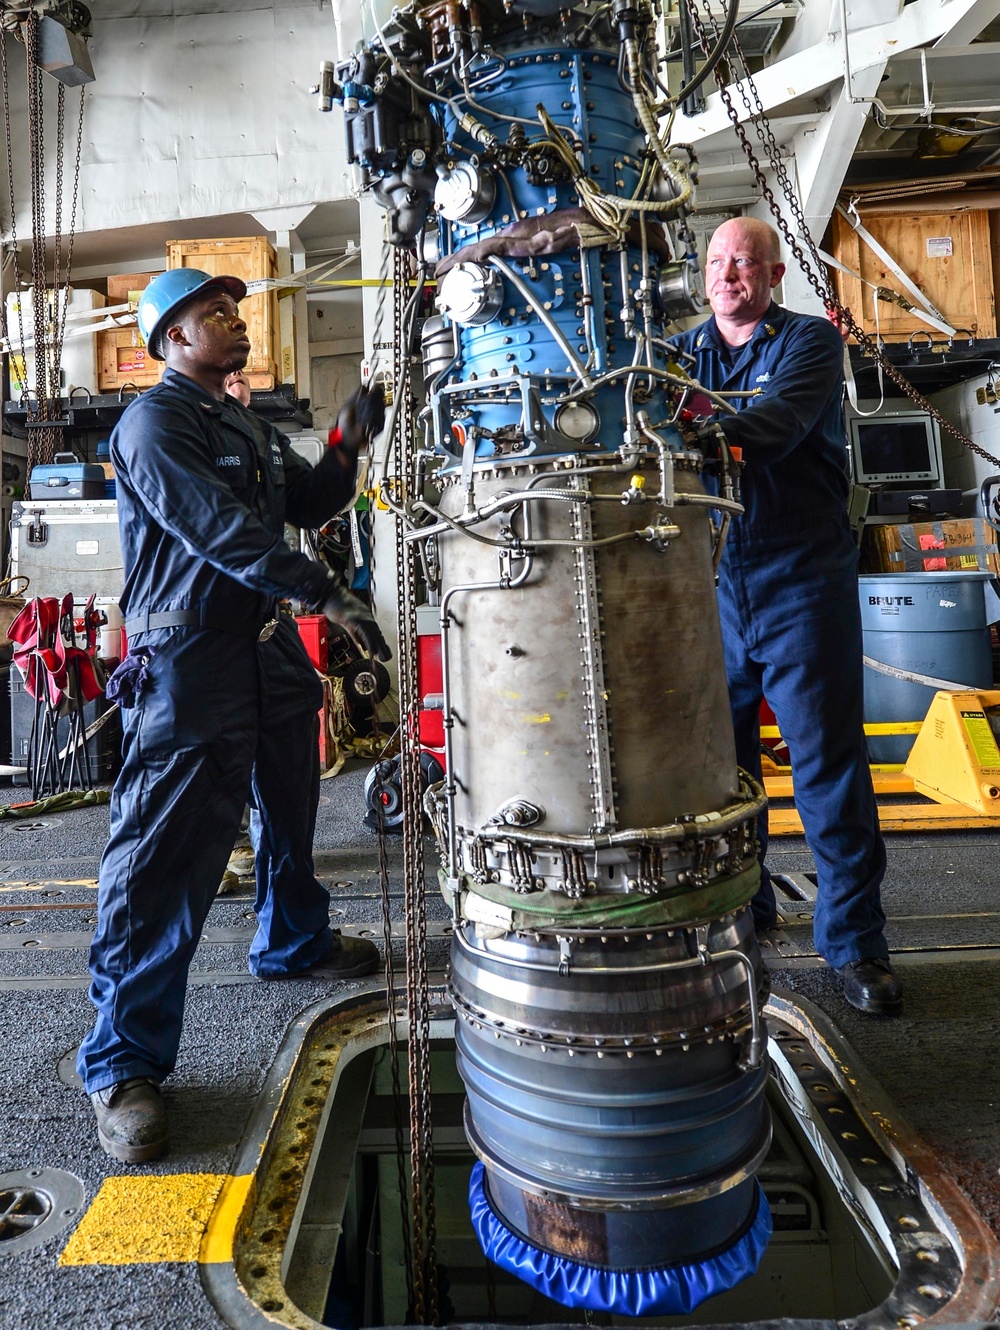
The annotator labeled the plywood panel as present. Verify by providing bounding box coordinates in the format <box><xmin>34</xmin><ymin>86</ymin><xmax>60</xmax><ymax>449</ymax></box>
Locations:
<box><xmin>828</xmin><ymin>209</ymin><xmax>996</xmax><ymax>341</ymax></box>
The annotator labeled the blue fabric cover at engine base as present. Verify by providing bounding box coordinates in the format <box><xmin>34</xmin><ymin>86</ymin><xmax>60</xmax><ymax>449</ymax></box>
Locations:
<box><xmin>468</xmin><ymin>1162</ymin><xmax>773</xmax><ymax>1316</ymax></box>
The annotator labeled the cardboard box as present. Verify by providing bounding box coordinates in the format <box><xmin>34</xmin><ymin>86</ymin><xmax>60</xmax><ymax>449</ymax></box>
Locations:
<box><xmin>862</xmin><ymin>518</ymin><xmax>1000</xmax><ymax>575</ymax></box>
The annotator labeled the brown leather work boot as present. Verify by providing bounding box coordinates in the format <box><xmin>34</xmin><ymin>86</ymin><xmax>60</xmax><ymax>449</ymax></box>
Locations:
<box><xmin>90</xmin><ymin>1077</ymin><xmax>169</xmax><ymax>1164</ymax></box>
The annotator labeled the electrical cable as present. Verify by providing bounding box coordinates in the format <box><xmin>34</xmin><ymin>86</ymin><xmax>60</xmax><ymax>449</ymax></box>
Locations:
<box><xmin>673</xmin><ymin>0</ymin><xmax>740</xmax><ymax>107</ymax></box>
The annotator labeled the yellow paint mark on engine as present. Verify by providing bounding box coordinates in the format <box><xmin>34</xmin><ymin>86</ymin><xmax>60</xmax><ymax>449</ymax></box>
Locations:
<box><xmin>59</xmin><ymin>1173</ymin><xmax>249</xmax><ymax>1266</ymax></box>
<box><xmin>523</xmin><ymin>713</ymin><xmax>551</xmax><ymax>723</ymax></box>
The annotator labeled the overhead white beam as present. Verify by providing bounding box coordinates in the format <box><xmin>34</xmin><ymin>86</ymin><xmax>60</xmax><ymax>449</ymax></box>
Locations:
<box><xmin>785</xmin><ymin>62</ymin><xmax>882</xmax><ymax>231</ymax></box>
<box><xmin>250</xmin><ymin>205</ymin><xmax>317</xmax><ymax>232</ymax></box>
<box><xmin>779</xmin><ymin>0</ymin><xmax>889</xmax><ymax>63</ymax></box>
<box><xmin>679</xmin><ymin>0</ymin><xmax>997</xmax><ymax>150</ymax></box>
<box><xmin>745</xmin><ymin>56</ymin><xmax>885</xmax><ymax>316</ymax></box>
<box><xmin>933</xmin><ymin>0</ymin><xmax>1000</xmax><ymax>45</ymax></box>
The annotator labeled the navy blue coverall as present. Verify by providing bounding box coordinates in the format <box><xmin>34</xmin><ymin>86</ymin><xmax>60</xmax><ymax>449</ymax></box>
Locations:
<box><xmin>77</xmin><ymin>368</ymin><xmax>352</xmax><ymax>1095</ymax></box>
<box><xmin>673</xmin><ymin>302</ymin><xmax>888</xmax><ymax>969</ymax></box>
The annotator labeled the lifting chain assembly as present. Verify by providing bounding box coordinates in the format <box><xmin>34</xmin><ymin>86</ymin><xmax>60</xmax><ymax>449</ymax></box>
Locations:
<box><xmin>687</xmin><ymin>0</ymin><xmax>1000</xmax><ymax>472</ymax></box>
<box><xmin>364</xmin><ymin>237</ymin><xmax>393</xmax><ymax>622</ymax></box>
<box><xmin>2</xmin><ymin>12</ymin><xmax>85</xmax><ymax>474</ymax></box>
<box><xmin>395</xmin><ymin>241</ymin><xmax>440</xmax><ymax>1327</ymax></box>
<box><xmin>373</xmin><ymin>719</ymin><xmax>416</xmax><ymax>1315</ymax></box>
<box><xmin>372</xmin><ymin>243</ymin><xmax>440</xmax><ymax>1324</ymax></box>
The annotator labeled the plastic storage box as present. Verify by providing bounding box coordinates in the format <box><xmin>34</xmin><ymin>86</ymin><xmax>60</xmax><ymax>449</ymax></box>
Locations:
<box><xmin>30</xmin><ymin>454</ymin><xmax>107</xmax><ymax>501</ymax></box>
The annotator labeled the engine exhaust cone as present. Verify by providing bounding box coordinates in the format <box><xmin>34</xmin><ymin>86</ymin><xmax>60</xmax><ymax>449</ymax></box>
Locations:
<box><xmin>469</xmin><ymin>1162</ymin><xmax>773</xmax><ymax>1315</ymax></box>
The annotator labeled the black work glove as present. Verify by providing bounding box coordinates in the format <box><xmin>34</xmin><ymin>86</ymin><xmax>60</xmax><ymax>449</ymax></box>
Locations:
<box><xmin>333</xmin><ymin>382</ymin><xmax>386</xmax><ymax>462</ymax></box>
<box><xmin>320</xmin><ymin>582</ymin><xmax>391</xmax><ymax>661</ymax></box>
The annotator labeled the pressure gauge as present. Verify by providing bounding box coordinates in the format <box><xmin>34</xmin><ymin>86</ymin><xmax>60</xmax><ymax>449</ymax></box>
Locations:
<box><xmin>555</xmin><ymin>400</ymin><xmax>601</xmax><ymax>444</ymax></box>
<box><xmin>434</xmin><ymin>162</ymin><xmax>497</xmax><ymax>224</ymax></box>
<box><xmin>436</xmin><ymin>262</ymin><xmax>504</xmax><ymax>327</ymax></box>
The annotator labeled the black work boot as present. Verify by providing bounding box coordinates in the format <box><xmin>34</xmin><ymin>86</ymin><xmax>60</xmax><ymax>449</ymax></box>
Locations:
<box><xmin>307</xmin><ymin>932</ymin><xmax>380</xmax><ymax>978</ymax></box>
<box><xmin>89</xmin><ymin>1077</ymin><xmax>169</xmax><ymax>1164</ymax></box>
<box><xmin>837</xmin><ymin>958</ymin><xmax>903</xmax><ymax>1017</ymax></box>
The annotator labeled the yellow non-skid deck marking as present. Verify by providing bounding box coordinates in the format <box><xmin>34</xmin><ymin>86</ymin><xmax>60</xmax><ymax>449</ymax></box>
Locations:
<box><xmin>59</xmin><ymin>1172</ymin><xmax>251</xmax><ymax>1266</ymax></box>
<box><xmin>0</xmin><ymin>878</ymin><xmax>98</xmax><ymax>893</ymax></box>
<box><xmin>200</xmin><ymin>1174</ymin><xmax>254</xmax><ymax>1264</ymax></box>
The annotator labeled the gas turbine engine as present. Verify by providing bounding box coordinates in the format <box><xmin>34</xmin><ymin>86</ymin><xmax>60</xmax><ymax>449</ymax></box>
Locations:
<box><xmin>325</xmin><ymin>0</ymin><xmax>773</xmax><ymax>1313</ymax></box>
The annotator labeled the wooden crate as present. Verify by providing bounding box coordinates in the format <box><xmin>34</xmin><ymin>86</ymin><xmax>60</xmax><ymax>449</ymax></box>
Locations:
<box><xmin>166</xmin><ymin>236</ymin><xmax>278</xmax><ymax>387</ymax></box>
<box><xmin>106</xmin><ymin>272</ymin><xmax>157</xmax><ymax>305</ymax></box>
<box><xmin>827</xmin><ymin>208</ymin><xmax>997</xmax><ymax>341</ymax></box>
<box><xmin>97</xmin><ymin>327</ymin><xmax>163</xmax><ymax>392</ymax></box>
<box><xmin>97</xmin><ymin>273</ymin><xmax>161</xmax><ymax>392</ymax></box>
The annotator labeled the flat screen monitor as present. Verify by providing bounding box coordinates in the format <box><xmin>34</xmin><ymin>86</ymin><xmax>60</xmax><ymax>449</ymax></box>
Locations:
<box><xmin>846</xmin><ymin>405</ymin><xmax>944</xmax><ymax>488</ymax></box>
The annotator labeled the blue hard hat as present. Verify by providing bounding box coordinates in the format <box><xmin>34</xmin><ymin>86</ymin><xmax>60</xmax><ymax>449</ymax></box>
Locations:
<box><xmin>137</xmin><ymin>268</ymin><xmax>248</xmax><ymax>360</ymax></box>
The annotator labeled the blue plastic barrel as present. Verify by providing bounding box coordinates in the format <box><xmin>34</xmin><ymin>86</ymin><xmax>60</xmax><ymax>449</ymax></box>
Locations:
<box><xmin>859</xmin><ymin>571</ymin><xmax>994</xmax><ymax>762</ymax></box>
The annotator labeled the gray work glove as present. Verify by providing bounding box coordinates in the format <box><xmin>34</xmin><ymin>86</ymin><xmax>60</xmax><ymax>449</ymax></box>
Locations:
<box><xmin>332</xmin><ymin>382</ymin><xmax>386</xmax><ymax>464</ymax></box>
<box><xmin>320</xmin><ymin>582</ymin><xmax>391</xmax><ymax>661</ymax></box>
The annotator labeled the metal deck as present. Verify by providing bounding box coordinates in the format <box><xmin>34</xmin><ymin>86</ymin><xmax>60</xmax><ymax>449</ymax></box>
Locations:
<box><xmin>1</xmin><ymin>764</ymin><xmax>999</xmax><ymax>1328</ymax></box>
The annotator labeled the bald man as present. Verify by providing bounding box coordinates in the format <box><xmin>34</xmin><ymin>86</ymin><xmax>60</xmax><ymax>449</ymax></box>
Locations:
<box><xmin>672</xmin><ymin>218</ymin><xmax>901</xmax><ymax>1017</ymax></box>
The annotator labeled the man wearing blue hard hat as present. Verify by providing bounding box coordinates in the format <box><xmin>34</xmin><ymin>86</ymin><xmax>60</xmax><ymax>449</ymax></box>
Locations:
<box><xmin>77</xmin><ymin>268</ymin><xmax>389</xmax><ymax>1163</ymax></box>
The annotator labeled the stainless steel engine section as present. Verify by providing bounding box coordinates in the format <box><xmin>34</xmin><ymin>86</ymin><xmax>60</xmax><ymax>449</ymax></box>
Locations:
<box><xmin>437</xmin><ymin>460</ymin><xmax>745</xmax><ymax>892</ymax></box>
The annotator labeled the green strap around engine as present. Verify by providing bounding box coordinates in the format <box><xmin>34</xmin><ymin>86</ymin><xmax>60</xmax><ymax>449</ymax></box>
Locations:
<box><xmin>448</xmin><ymin>861</ymin><xmax>760</xmax><ymax>931</ymax></box>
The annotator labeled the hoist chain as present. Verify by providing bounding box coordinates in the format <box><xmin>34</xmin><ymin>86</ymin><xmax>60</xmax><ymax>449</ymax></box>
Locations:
<box><xmin>369</xmin><ymin>242</ymin><xmax>414</xmax><ymax>1307</ymax></box>
<box><xmin>373</xmin><ymin>721</ymin><xmax>416</xmax><ymax>1316</ymax></box>
<box><xmin>371</xmin><ymin>237</ymin><xmax>391</xmax><ymax>378</ymax></box>
<box><xmin>366</xmin><ymin>239</ymin><xmax>392</xmax><ymax>622</ymax></box>
<box><xmin>11</xmin><ymin>14</ymin><xmax>86</xmax><ymax>471</ymax></box>
<box><xmin>24</xmin><ymin>11</ymin><xmax>51</xmax><ymax>473</ymax></box>
<box><xmin>64</xmin><ymin>77</ymin><xmax>84</xmax><ymax>331</ymax></box>
<box><xmin>51</xmin><ymin>77</ymin><xmax>85</xmax><ymax>399</ymax></box>
<box><xmin>52</xmin><ymin>82</ymin><xmax>64</xmax><ymax>324</ymax></box>
<box><xmin>1</xmin><ymin>25</ymin><xmax>27</xmax><ymax>402</ymax></box>
<box><xmin>392</xmin><ymin>241</ymin><xmax>439</xmax><ymax>1326</ymax></box>
<box><xmin>686</xmin><ymin>0</ymin><xmax>1000</xmax><ymax>471</ymax></box>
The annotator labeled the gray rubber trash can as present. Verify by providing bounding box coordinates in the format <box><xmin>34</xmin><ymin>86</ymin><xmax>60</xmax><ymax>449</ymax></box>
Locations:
<box><xmin>860</xmin><ymin>571</ymin><xmax>994</xmax><ymax>763</ymax></box>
